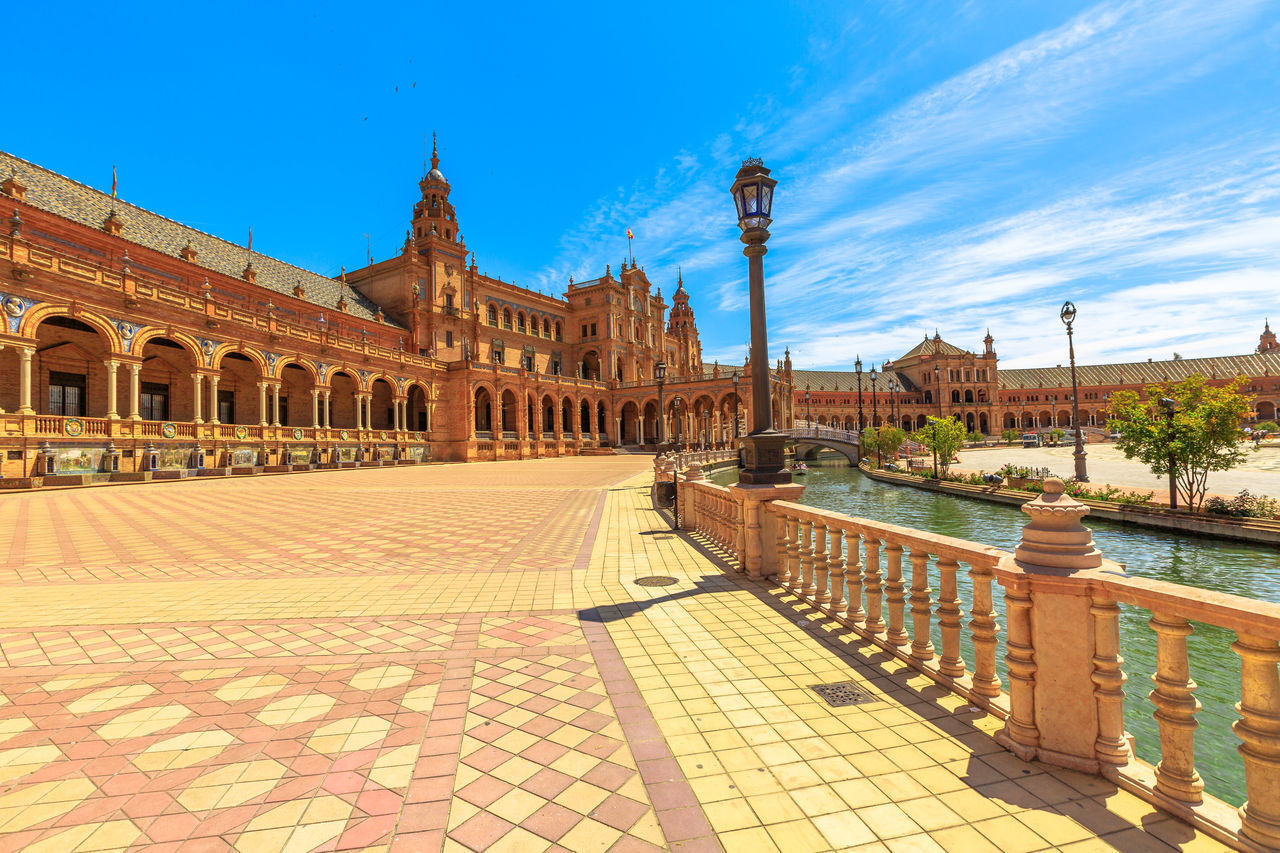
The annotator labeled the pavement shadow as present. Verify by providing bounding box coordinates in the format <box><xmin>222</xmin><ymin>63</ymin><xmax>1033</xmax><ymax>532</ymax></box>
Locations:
<box><xmin>578</xmin><ymin>575</ymin><xmax>731</xmax><ymax>624</ymax></box>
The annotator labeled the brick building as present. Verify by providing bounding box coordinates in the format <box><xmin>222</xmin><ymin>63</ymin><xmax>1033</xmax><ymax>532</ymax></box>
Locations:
<box><xmin>794</xmin><ymin>327</ymin><xmax>1280</xmax><ymax>436</ymax></box>
<box><xmin>0</xmin><ymin>145</ymin><xmax>793</xmax><ymax>481</ymax></box>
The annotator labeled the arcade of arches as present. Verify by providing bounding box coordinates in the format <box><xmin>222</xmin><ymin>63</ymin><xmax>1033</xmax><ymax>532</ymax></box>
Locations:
<box><xmin>792</xmin><ymin>328</ymin><xmax>1280</xmax><ymax>439</ymax></box>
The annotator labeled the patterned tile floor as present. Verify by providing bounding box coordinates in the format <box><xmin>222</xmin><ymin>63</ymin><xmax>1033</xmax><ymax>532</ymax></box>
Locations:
<box><xmin>0</xmin><ymin>458</ymin><xmax>1231</xmax><ymax>851</ymax></box>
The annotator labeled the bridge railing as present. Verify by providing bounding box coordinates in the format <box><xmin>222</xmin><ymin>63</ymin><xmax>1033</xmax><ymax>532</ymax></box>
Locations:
<box><xmin>789</xmin><ymin>424</ymin><xmax>861</xmax><ymax>445</ymax></box>
<box><xmin>658</xmin><ymin>458</ymin><xmax>1280</xmax><ymax>850</ymax></box>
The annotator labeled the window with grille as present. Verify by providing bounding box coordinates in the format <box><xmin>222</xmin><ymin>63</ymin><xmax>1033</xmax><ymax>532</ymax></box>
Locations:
<box><xmin>140</xmin><ymin>381</ymin><xmax>169</xmax><ymax>421</ymax></box>
<box><xmin>48</xmin><ymin>371</ymin><xmax>86</xmax><ymax>417</ymax></box>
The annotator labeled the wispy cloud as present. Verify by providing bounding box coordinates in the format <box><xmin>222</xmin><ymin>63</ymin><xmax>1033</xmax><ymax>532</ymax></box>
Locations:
<box><xmin>542</xmin><ymin>0</ymin><xmax>1280</xmax><ymax>372</ymax></box>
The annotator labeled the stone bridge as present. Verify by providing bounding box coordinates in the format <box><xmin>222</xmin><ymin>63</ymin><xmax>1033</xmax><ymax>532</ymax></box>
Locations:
<box><xmin>788</xmin><ymin>424</ymin><xmax>862</xmax><ymax>464</ymax></box>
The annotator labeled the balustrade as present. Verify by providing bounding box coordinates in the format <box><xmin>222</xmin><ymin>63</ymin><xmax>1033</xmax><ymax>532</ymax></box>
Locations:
<box><xmin>661</xmin><ymin>459</ymin><xmax>1280</xmax><ymax>849</ymax></box>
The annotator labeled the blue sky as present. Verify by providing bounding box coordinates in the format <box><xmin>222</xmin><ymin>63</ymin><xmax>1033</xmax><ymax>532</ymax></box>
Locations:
<box><xmin>5</xmin><ymin>1</ymin><xmax>1279</xmax><ymax>369</ymax></box>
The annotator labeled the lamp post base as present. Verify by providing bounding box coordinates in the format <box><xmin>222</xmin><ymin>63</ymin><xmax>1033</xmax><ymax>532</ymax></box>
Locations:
<box><xmin>1074</xmin><ymin>447</ymin><xmax>1089</xmax><ymax>482</ymax></box>
<box><xmin>738</xmin><ymin>431</ymin><xmax>793</xmax><ymax>485</ymax></box>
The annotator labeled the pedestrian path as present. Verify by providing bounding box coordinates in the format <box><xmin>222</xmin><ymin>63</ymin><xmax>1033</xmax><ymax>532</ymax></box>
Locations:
<box><xmin>0</xmin><ymin>458</ymin><xmax>1229</xmax><ymax>851</ymax></box>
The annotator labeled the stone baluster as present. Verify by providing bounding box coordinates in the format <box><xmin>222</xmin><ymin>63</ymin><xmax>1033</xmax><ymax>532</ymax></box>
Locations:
<box><xmin>810</xmin><ymin>521</ymin><xmax>827</xmax><ymax>602</ymax></box>
<box><xmin>908</xmin><ymin>549</ymin><xmax>935</xmax><ymax>663</ymax></box>
<box><xmin>796</xmin><ymin>519</ymin><xmax>814</xmax><ymax>596</ymax></box>
<box><xmin>969</xmin><ymin>559</ymin><xmax>1002</xmax><ymax>699</ymax></box>
<box><xmin>863</xmin><ymin>537</ymin><xmax>885</xmax><ymax>637</ymax></box>
<box><xmin>782</xmin><ymin>513</ymin><xmax>800</xmax><ymax>588</ymax></box>
<box><xmin>884</xmin><ymin>542</ymin><xmax>908</xmax><ymax>648</ymax></box>
<box><xmin>845</xmin><ymin>531</ymin><xmax>865</xmax><ymax>626</ymax></box>
<box><xmin>1233</xmin><ymin>633</ymin><xmax>1280</xmax><ymax>849</ymax></box>
<box><xmin>1149</xmin><ymin>613</ymin><xmax>1203</xmax><ymax>805</ymax></box>
<box><xmin>774</xmin><ymin>509</ymin><xmax>791</xmax><ymax>586</ymax></box>
<box><xmin>1091</xmin><ymin>596</ymin><xmax>1129</xmax><ymax>765</ymax></box>
<box><xmin>936</xmin><ymin>557</ymin><xmax>966</xmax><ymax>678</ymax></box>
<box><xmin>998</xmin><ymin>577</ymin><xmax>1040</xmax><ymax>759</ymax></box>
<box><xmin>827</xmin><ymin>526</ymin><xmax>846</xmax><ymax>615</ymax></box>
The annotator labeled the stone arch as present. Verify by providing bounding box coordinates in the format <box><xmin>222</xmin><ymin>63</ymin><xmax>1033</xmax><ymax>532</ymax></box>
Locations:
<box><xmin>964</xmin><ymin>389</ymin><xmax>974</xmax><ymax>404</ymax></box>
<box><xmin>1057</xmin><ymin>410</ymin><xmax>1071</xmax><ymax>427</ymax></box>
<box><xmin>596</xmin><ymin>400</ymin><xmax>608</xmax><ymax>438</ymax></box>
<box><xmin>137</xmin><ymin>334</ymin><xmax>201</xmax><ymax>422</ymax></box>
<box><xmin>368</xmin><ymin>377</ymin><xmax>395</xmax><ymax>431</ymax></box>
<box><xmin>212</xmin><ymin>350</ymin><xmax>263</xmax><ymax>425</ymax></box>
<box><xmin>516</xmin><ymin>311</ymin><xmax>527</xmax><ymax>334</ymax></box>
<box><xmin>580</xmin><ymin>398</ymin><xmax>592</xmax><ymax>434</ymax></box>
<box><xmin>474</xmin><ymin>385</ymin><xmax>493</xmax><ymax>433</ymax></box>
<box><xmin>279</xmin><ymin>362</ymin><xmax>316</xmax><ymax>427</ymax></box>
<box><xmin>1038</xmin><ymin>411</ymin><xmax>1053</xmax><ymax>428</ymax></box>
<box><xmin>274</xmin><ymin>356</ymin><xmax>319</xmax><ymax>384</ymax></box>
<box><xmin>500</xmin><ymin>388</ymin><xmax>518</xmax><ymax>434</ymax></box>
<box><xmin>19</xmin><ymin>305</ymin><xmax>122</xmax><ymax>353</ymax></box>
<box><xmin>503</xmin><ymin>307</ymin><xmax>513</xmax><ymax>328</ymax></box>
<box><xmin>329</xmin><ymin>370</ymin><xmax>360</xmax><ymax>429</ymax></box>
<box><xmin>581</xmin><ymin>350</ymin><xmax>601</xmax><ymax>381</ymax></box>
<box><xmin>26</xmin><ymin>314</ymin><xmax>118</xmax><ymax>418</ymax></box>
<box><xmin>406</xmin><ymin>380</ymin><xmax>431</xmax><ymax>432</ymax></box>
<box><xmin>620</xmin><ymin>400</ymin><xmax>640</xmax><ymax>444</ymax></box>
<box><xmin>1257</xmin><ymin>400</ymin><xmax>1276</xmax><ymax>421</ymax></box>
<box><xmin>561</xmin><ymin>396</ymin><xmax>574</xmax><ymax>434</ymax></box>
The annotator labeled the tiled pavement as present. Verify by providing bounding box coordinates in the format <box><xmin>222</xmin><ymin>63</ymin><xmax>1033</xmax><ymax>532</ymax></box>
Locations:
<box><xmin>0</xmin><ymin>458</ymin><xmax>1231</xmax><ymax>851</ymax></box>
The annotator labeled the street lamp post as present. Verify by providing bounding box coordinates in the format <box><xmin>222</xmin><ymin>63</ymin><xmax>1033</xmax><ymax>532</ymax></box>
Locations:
<box><xmin>1161</xmin><ymin>397</ymin><xmax>1178</xmax><ymax>509</ymax></box>
<box><xmin>729</xmin><ymin>158</ymin><xmax>790</xmax><ymax>484</ymax></box>
<box><xmin>1061</xmin><ymin>301</ymin><xmax>1089</xmax><ymax>482</ymax></box>
<box><xmin>702</xmin><ymin>409</ymin><xmax>710</xmax><ymax>450</ymax></box>
<box><xmin>805</xmin><ymin>386</ymin><xmax>811</xmax><ymax>425</ymax></box>
<box><xmin>674</xmin><ymin>397</ymin><xmax>683</xmax><ymax>450</ymax></box>
<box><xmin>855</xmin><ymin>356</ymin><xmax>865</xmax><ymax>431</ymax></box>
<box><xmin>888</xmin><ymin>377</ymin><xmax>899</xmax><ymax>430</ymax></box>
<box><xmin>656</xmin><ymin>360</ymin><xmax>667</xmax><ymax>447</ymax></box>
<box><xmin>869</xmin><ymin>367</ymin><xmax>878</xmax><ymax>428</ymax></box>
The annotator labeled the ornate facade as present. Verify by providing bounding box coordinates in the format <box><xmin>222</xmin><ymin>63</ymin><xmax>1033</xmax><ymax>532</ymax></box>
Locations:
<box><xmin>794</xmin><ymin>327</ymin><xmax>1280</xmax><ymax>436</ymax></box>
<box><xmin>0</xmin><ymin>145</ymin><xmax>793</xmax><ymax>482</ymax></box>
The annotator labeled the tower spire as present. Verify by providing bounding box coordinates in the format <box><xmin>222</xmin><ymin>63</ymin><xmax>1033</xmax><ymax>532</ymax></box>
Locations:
<box><xmin>431</xmin><ymin>131</ymin><xmax>439</xmax><ymax>171</ymax></box>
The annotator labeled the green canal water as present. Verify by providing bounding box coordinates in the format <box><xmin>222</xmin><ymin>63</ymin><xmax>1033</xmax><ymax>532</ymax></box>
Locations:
<box><xmin>712</xmin><ymin>461</ymin><xmax>1280</xmax><ymax>806</ymax></box>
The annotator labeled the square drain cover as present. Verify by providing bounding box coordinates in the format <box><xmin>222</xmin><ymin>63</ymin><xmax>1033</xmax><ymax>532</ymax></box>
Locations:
<box><xmin>810</xmin><ymin>681</ymin><xmax>875</xmax><ymax>707</ymax></box>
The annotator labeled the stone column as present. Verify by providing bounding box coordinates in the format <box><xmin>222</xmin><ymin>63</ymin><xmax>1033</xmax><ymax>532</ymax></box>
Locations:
<box><xmin>192</xmin><ymin>374</ymin><xmax>203</xmax><ymax>424</ymax></box>
<box><xmin>310</xmin><ymin>389</ymin><xmax>320</xmax><ymax>429</ymax></box>
<box><xmin>257</xmin><ymin>383</ymin><xmax>268</xmax><ymax>426</ymax></box>
<box><xmin>614</xmin><ymin>416</ymin><xmax>622</xmax><ymax>445</ymax></box>
<box><xmin>271</xmin><ymin>384</ymin><xmax>281</xmax><ymax>427</ymax></box>
<box><xmin>637</xmin><ymin>417</ymin><xmax>644</xmax><ymax>446</ymax></box>
<box><xmin>208</xmin><ymin>374</ymin><xmax>221</xmax><ymax>424</ymax></box>
<box><xmin>17</xmin><ymin>347</ymin><xmax>35</xmax><ymax>414</ymax></box>
<box><xmin>996</xmin><ymin>477</ymin><xmax>1115</xmax><ymax>773</ymax></box>
<box><xmin>323</xmin><ymin>390</ymin><xmax>332</xmax><ymax>429</ymax></box>
<box><xmin>366</xmin><ymin>395</ymin><xmax>375</xmax><ymax>431</ymax></box>
<box><xmin>104</xmin><ymin>360</ymin><xmax>120</xmax><ymax>419</ymax></box>
<box><xmin>127</xmin><ymin>363</ymin><xmax>141</xmax><ymax>420</ymax></box>
<box><xmin>354</xmin><ymin>393</ymin><xmax>363</xmax><ymax>430</ymax></box>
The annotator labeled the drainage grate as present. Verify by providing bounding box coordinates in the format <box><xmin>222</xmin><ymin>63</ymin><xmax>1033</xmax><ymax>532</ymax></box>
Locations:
<box><xmin>809</xmin><ymin>681</ymin><xmax>876</xmax><ymax>707</ymax></box>
<box><xmin>634</xmin><ymin>576</ymin><xmax>678</xmax><ymax>587</ymax></box>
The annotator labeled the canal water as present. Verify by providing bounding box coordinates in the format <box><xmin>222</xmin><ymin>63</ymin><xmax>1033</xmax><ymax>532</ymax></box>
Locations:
<box><xmin>712</xmin><ymin>461</ymin><xmax>1280</xmax><ymax>806</ymax></box>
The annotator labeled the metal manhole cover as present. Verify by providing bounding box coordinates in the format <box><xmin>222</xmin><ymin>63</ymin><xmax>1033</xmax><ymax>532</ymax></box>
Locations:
<box><xmin>634</xmin><ymin>576</ymin><xmax>678</xmax><ymax>587</ymax></box>
<box><xmin>810</xmin><ymin>682</ymin><xmax>876</xmax><ymax>707</ymax></box>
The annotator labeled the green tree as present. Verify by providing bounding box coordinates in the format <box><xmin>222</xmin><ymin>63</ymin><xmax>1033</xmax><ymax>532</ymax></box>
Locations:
<box><xmin>878</xmin><ymin>426</ymin><xmax>907</xmax><ymax>462</ymax></box>
<box><xmin>969</xmin><ymin>431</ymin><xmax>986</xmax><ymax>444</ymax></box>
<box><xmin>1107</xmin><ymin>375</ymin><xmax>1254</xmax><ymax>511</ymax></box>
<box><xmin>912</xmin><ymin>416</ymin><xmax>968</xmax><ymax>477</ymax></box>
<box><xmin>860</xmin><ymin>427</ymin><xmax>881</xmax><ymax>467</ymax></box>
<box><xmin>1001</xmin><ymin>428</ymin><xmax>1020</xmax><ymax>445</ymax></box>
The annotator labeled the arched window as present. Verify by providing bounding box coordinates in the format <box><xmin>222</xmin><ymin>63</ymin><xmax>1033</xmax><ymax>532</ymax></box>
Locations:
<box><xmin>543</xmin><ymin>318</ymin><xmax>550</xmax><ymax>337</ymax></box>
<box><xmin>503</xmin><ymin>309</ymin><xmax>513</xmax><ymax>329</ymax></box>
<box><xmin>488</xmin><ymin>305</ymin><xmax>498</xmax><ymax>326</ymax></box>
<box><xmin>951</xmin><ymin>390</ymin><xmax>961</xmax><ymax>403</ymax></box>
<box><xmin>554</xmin><ymin>321</ymin><xmax>562</xmax><ymax>341</ymax></box>
<box><xmin>964</xmin><ymin>389</ymin><xmax>974</xmax><ymax>403</ymax></box>
<box><xmin>924</xmin><ymin>390</ymin><xmax>933</xmax><ymax>404</ymax></box>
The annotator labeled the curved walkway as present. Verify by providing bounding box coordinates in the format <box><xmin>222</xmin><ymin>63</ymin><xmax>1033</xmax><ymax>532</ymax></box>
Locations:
<box><xmin>0</xmin><ymin>459</ymin><xmax>1227</xmax><ymax>851</ymax></box>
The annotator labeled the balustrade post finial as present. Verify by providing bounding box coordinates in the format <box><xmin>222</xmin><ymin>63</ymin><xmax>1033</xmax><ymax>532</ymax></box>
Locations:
<box><xmin>1013</xmin><ymin>477</ymin><xmax>1101</xmax><ymax>572</ymax></box>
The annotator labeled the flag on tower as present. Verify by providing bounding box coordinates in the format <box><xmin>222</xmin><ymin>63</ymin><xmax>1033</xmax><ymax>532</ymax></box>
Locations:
<box><xmin>248</xmin><ymin>227</ymin><xmax>253</xmax><ymax>252</ymax></box>
<box><xmin>626</xmin><ymin>228</ymin><xmax>634</xmax><ymax>240</ymax></box>
<box><xmin>111</xmin><ymin>166</ymin><xmax>117</xmax><ymax>199</ymax></box>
